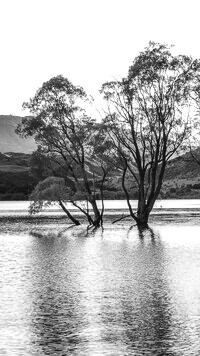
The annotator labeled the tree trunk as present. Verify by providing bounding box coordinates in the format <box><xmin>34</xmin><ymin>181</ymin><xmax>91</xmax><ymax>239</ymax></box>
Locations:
<box><xmin>58</xmin><ymin>200</ymin><xmax>80</xmax><ymax>225</ymax></box>
<box><xmin>71</xmin><ymin>199</ymin><xmax>94</xmax><ymax>225</ymax></box>
<box><xmin>81</xmin><ymin>165</ymin><xmax>102</xmax><ymax>227</ymax></box>
<box><xmin>136</xmin><ymin>181</ymin><xmax>149</xmax><ymax>227</ymax></box>
<box><xmin>136</xmin><ymin>208</ymin><xmax>149</xmax><ymax>228</ymax></box>
<box><xmin>88</xmin><ymin>196</ymin><xmax>102</xmax><ymax>226</ymax></box>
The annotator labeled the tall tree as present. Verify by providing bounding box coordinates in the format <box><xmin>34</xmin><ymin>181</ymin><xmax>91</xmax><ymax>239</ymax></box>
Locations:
<box><xmin>17</xmin><ymin>75</ymin><xmax>108</xmax><ymax>226</ymax></box>
<box><xmin>101</xmin><ymin>42</ymin><xmax>200</xmax><ymax>227</ymax></box>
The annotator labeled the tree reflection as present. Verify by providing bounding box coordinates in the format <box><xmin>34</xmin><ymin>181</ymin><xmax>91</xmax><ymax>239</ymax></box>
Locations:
<box><xmin>27</xmin><ymin>223</ymin><xmax>176</xmax><ymax>355</ymax></box>
<box><xmin>125</xmin><ymin>226</ymin><xmax>173</xmax><ymax>353</ymax></box>
<box><xmin>102</xmin><ymin>224</ymin><xmax>175</xmax><ymax>354</ymax></box>
<box><xmin>27</xmin><ymin>233</ymin><xmax>86</xmax><ymax>355</ymax></box>
<box><xmin>137</xmin><ymin>225</ymin><xmax>157</xmax><ymax>240</ymax></box>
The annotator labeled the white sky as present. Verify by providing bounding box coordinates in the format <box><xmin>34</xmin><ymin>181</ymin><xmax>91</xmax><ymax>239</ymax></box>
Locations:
<box><xmin>0</xmin><ymin>0</ymin><xmax>200</xmax><ymax>116</ymax></box>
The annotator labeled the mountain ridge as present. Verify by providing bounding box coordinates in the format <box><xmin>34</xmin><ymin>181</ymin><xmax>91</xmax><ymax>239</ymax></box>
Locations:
<box><xmin>0</xmin><ymin>115</ymin><xmax>36</xmax><ymax>153</ymax></box>
<box><xmin>0</xmin><ymin>115</ymin><xmax>200</xmax><ymax>200</ymax></box>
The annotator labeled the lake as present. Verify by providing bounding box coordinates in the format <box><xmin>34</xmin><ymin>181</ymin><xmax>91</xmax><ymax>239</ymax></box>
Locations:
<box><xmin>1</xmin><ymin>200</ymin><xmax>200</xmax><ymax>355</ymax></box>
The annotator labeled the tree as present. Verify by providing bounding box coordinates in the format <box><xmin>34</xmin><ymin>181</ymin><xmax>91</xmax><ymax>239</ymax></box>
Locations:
<box><xmin>101</xmin><ymin>42</ymin><xmax>200</xmax><ymax>227</ymax></box>
<box><xmin>17</xmin><ymin>75</ymin><xmax>109</xmax><ymax>226</ymax></box>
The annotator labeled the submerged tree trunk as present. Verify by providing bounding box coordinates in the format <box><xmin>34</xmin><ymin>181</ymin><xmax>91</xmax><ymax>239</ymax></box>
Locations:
<box><xmin>88</xmin><ymin>196</ymin><xmax>102</xmax><ymax>226</ymax></box>
<box><xmin>136</xmin><ymin>208</ymin><xmax>149</xmax><ymax>228</ymax></box>
<box><xmin>58</xmin><ymin>200</ymin><xmax>80</xmax><ymax>225</ymax></box>
<box><xmin>70</xmin><ymin>199</ymin><xmax>94</xmax><ymax>225</ymax></box>
<box><xmin>81</xmin><ymin>165</ymin><xmax>102</xmax><ymax>227</ymax></box>
<box><xmin>136</xmin><ymin>186</ymin><xmax>149</xmax><ymax>227</ymax></box>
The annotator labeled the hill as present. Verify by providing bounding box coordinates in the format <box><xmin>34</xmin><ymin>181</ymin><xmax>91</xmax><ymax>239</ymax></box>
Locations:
<box><xmin>160</xmin><ymin>152</ymin><xmax>200</xmax><ymax>199</ymax></box>
<box><xmin>0</xmin><ymin>115</ymin><xmax>36</xmax><ymax>200</ymax></box>
<box><xmin>1</xmin><ymin>149</ymin><xmax>200</xmax><ymax>200</ymax></box>
<box><xmin>0</xmin><ymin>152</ymin><xmax>36</xmax><ymax>200</ymax></box>
<box><xmin>0</xmin><ymin>113</ymin><xmax>200</xmax><ymax>200</ymax></box>
<box><xmin>0</xmin><ymin>115</ymin><xmax>36</xmax><ymax>153</ymax></box>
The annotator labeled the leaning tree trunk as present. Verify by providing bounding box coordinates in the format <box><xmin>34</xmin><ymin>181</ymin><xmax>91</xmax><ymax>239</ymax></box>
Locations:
<box><xmin>58</xmin><ymin>200</ymin><xmax>80</xmax><ymax>225</ymax></box>
<box><xmin>88</xmin><ymin>196</ymin><xmax>102</xmax><ymax>227</ymax></box>
<box><xmin>81</xmin><ymin>165</ymin><xmax>102</xmax><ymax>227</ymax></box>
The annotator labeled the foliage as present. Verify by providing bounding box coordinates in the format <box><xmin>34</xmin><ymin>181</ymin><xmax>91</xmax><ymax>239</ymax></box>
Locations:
<box><xmin>30</xmin><ymin>146</ymin><xmax>51</xmax><ymax>181</ymax></box>
<box><xmin>0</xmin><ymin>170</ymin><xmax>36</xmax><ymax>200</ymax></box>
<box><xmin>29</xmin><ymin>176</ymin><xmax>82</xmax><ymax>225</ymax></box>
<box><xmin>29</xmin><ymin>176</ymin><xmax>71</xmax><ymax>213</ymax></box>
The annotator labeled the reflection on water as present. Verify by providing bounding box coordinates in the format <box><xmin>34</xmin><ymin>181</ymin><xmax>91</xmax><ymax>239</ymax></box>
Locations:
<box><xmin>1</xmin><ymin>220</ymin><xmax>200</xmax><ymax>355</ymax></box>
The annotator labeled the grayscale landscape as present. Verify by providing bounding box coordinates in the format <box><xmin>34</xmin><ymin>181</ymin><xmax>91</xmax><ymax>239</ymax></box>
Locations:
<box><xmin>1</xmin><ymin>1</ymin><xmax>200</xmax><ymax>355</ymax></box>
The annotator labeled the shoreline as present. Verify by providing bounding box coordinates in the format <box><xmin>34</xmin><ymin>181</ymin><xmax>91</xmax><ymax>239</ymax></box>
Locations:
<box><xmin>1</xmin><ymin>210</ymin><xmax>200</xmax><ymax>226</ymax></box>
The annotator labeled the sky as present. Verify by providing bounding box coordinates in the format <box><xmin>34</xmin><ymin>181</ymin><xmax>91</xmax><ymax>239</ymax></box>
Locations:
<box><xmin>0</xmin><ymin>0</ymin><xmax>200</xmax><ymax>116</ymax></box>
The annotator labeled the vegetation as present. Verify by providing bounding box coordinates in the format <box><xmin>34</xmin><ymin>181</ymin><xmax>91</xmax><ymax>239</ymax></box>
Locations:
<box><xmin>0</xmin><ymin>170</ymin><xmax>36</xmax><ymax>200</ymax></box>
<box><xmin>13</xmin><ymin>42</ymin><xmax>200</xmax><ymax>227</ymax></box>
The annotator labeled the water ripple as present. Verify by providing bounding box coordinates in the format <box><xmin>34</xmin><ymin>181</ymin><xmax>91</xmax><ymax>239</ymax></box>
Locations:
<box><xmin>0</xmin><ymin>220</ymin><xmax>200</xmax><ymax>355</ymax></box>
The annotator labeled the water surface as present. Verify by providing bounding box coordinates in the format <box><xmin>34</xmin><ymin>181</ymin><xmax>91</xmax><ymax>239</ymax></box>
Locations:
<box><xmin>0</xmin><ymin>202</ymin><xmax>200</xmax><ymax>355</ymax></box>
<box><xmin>1</xmin><ymin>199</ymin><xmax>200</xmax><ymax>216</ymax></box>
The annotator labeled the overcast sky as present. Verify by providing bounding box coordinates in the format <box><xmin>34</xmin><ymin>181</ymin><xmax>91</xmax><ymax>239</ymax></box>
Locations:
<box><xmin>0</xmin><ymin>0</ymin><xmax>199</xmax><ymax>116</ymax></box>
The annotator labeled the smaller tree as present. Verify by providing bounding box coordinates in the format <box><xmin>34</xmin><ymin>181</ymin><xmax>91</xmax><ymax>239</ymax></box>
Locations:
<box><xmin>17</xmin><ymin>75</ymin><xmax>112</xmax><ymax>226</ymax></box>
